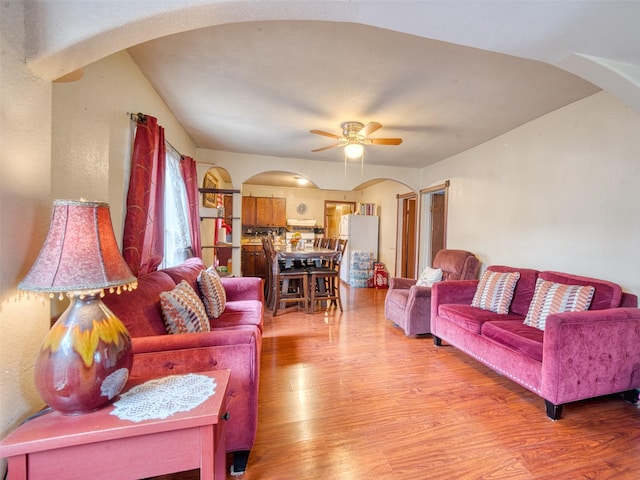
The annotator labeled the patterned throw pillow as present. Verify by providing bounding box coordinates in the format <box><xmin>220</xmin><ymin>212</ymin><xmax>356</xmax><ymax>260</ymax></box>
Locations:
<box><xmin>471</xmin><ymin>270</ymin><xmax>521</xmax><ymax>314</ymax></box>
<box><xmin>524</xmin><ymin>279</ymin><xmax>595</xmax><ymax>331</ymax></box>
<box><xmin>159</xmin><ymin>280</ymin><xmax>211</xmax><ymax>334</ymax></box>
<box><xmin>197</xmin><ymin>267</ymin><xmax>227</xmax><ymax>319</ymax></box>
<box><xmin>416</xmin><ymin>266</ymin><xmax>443</xmax><ymax>287</ymax></box>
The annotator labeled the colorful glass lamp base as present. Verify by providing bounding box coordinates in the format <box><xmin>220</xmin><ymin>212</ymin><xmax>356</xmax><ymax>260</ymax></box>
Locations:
<box><xmin>34</xmin><ymin>292</ymin><xmax>133</xmax><ymax>415</ymax></box>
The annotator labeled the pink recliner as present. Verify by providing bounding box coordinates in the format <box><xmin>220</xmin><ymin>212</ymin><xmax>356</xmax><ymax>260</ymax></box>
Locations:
<box><xmin>384</xmin><ymin>249</ymin><xmax>480</xmax><ymax>335</ymax></box>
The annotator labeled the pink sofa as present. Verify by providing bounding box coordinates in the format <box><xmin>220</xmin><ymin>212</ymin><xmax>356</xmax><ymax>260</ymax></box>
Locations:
<box><xmin>431</xmin><ymin>265</ymin><xmax>640</xmax><ymax>419</ymax></box>
<box><xmin>103</xmin><ymin>257</ymin><xmax>263</xmax><ymax>474</ymax></box>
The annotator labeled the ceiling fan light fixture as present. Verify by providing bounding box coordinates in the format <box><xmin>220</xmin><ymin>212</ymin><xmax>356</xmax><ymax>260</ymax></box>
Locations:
<box><xmin>344</xmin><ymin>142</ymin><xmax>364</xmax><ymax>159</ymax></box>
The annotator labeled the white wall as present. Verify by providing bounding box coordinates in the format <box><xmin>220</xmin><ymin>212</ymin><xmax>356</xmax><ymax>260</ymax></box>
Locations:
<box><xmin>360</xmin><ymin>180</ymin><xmax>414</xmax><ymax>272</ymax></box>
<box><xmin>51</xmin><ymin>50</ymin><xmax>197</xmax><ymax>241</ymax></box>
<box><xmin>0</xmin><ymin>2</ymin><xmax>54</xmax><ymax>471</ymax></box>
<box><xmin>422</xmin><ymin>91</ymin><xmax>640</xmax><ymax>295</ymax></box>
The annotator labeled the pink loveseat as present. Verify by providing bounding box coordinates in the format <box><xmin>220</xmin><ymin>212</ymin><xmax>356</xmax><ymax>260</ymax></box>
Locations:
<box><xmin>103</xmin><ymin>257</ymin><xmax>263</xmax><ymax>474</ymax></box>
<box><xmin>431</xmin><ymin>265</ymin><xmax>640</xmax><ymax>419</ymax></box>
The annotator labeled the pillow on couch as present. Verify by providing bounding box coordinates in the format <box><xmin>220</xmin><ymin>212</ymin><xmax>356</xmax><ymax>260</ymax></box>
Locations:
<box><xmin>159</xmin><ymin>280</ymin><xmax>211</xmax><ymax>334</ymax></box>
<box><xmin>416</xmin><ymin>266</ymin><xmax>443</xmax><ymax>287</ymax></box>
<box><xmin>524</xmin><ymin>279</ymin><xmax>595</xmax><ymax>330</ymax></box>
<box><xmin>197</xmin><ymin>267</ymin><xmax>227</xmax><ymax>319</ymax></box>
<box><xmin>471</xmin><ymin>270</ymin><xmax>520</xmax><ymax>314</ymax></box>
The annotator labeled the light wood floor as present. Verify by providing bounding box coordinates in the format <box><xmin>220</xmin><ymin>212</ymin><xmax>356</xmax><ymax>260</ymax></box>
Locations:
<box><xmin>156</xmin><ymin>285</ymin><xmax>640</xmax><ymax>479</ymax></box>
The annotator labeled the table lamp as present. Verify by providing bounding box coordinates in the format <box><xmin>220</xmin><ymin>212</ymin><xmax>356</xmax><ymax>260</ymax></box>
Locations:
<box><xmin>19</xmin><ymin>199</ymin><xmax>138</xmax><ymax>415</ymax></box>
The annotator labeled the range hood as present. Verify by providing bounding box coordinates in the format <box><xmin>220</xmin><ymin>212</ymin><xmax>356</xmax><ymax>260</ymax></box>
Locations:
<box><xmin>286</xmin><ymin>219</ymin><xmax>317</xmax><ymax>228</ymax></box>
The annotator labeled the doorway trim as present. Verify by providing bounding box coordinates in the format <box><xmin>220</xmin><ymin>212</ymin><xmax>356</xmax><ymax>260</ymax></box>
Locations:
<box><xmin>418</xmin><ymin>180</ymin><xmax>449</xmax><ymax>273</ymax></box>
<box><xmin>394</xmin><ymin>192</ymin><xmax>418</xmax><ymax>277</ymax></box>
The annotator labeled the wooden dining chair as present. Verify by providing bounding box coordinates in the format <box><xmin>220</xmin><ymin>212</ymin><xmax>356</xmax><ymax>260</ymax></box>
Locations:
<box><xmin>307</xmin><ymin>238</ymin><xmax>347</xmax><ymax>314</ymax></box>
<box><xmin>267</xmin><ymin>237</ymin><xmax>309</xmax><ymax>316</ymax></box>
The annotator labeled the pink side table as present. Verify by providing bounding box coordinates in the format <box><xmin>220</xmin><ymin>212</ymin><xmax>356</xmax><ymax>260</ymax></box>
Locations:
<box><xmin>0</xmin><ymin>370</ymin><xmax>230</xmax><ymax>480</ymax></box>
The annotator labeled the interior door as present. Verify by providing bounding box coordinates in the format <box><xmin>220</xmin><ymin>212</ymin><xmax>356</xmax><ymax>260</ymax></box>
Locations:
<box><xmin>324</xmin><ymin>201</ymin><xmax>355</xmax><ymax>239</ymax></box>
<box><xmin>399</xmin><ymin>195</ymin><xmax>417</xmax><ymax>278</ymax></box>
<box><xmin>430</xmin><ymin>193</ymin><xmax>445</xmax><ymax>265</ymax></box>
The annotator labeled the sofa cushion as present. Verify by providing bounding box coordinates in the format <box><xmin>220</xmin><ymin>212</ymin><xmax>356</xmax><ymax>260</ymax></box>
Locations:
<box><xmin>216</xmin><ymin>300</ymin><xmax>264</xmax><ymax>328</ymax></box>
<box><xmin>416</xmin><ymin>266</ymin><xmax>442</xmax><ymax>287</ymax></box>
<box><xmin>523</xmin><ymin>279</ymin><xmax>595</xmax><ymax>331</ymax></box>
<box><xmin>539</xmin><ymin>271</ymin><xmax>622</xmax><ymax>310</ymax></box>
<box><xmin>198</xmin><ymin>267</ymin><xmax>227</xmax><ymax>319</ymax></box>
<box><xmin>162</xmin><ymin>257</ymin><xmax>206</xmax><ymax>294</ymax></box>
<box><xmin>486</xmin><ymin>266</ymin><xmax>539</xmax><ymax>316</ymax></box>
<box><xmin>159</xmin><ymin>280</ymin><xmax>211</xmax><ymax>334</ymax></box>
<box><xmin>438</xmin><ymin>304</ymin><xmax>524</xmax><ymax>334</ymax></box>
<box><xmin>481</xmin><ymin>320</ymin><xmax>544</xmax><ymax>362</ymax></box>
<box><xmin>103</xmin><ymin>271</ymin><xmax>175</xmax><ymax>337</ymax></box>
<box><xmin>471</xmin><ymin>270</ymin><xmax>520</xmax><ymax>314</ymax></box>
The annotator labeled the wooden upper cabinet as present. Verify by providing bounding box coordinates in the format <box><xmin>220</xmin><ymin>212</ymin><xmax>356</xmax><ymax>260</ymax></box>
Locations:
<box><xmin>271</xmin><ymin>198</ymin><xmax>286</xmax><ymax>226</ymax></box>
<box><xmin>242</xmin><ymin>197</ymin><xmax>257</xmax><ymax>226</ymax></box>
<box><xmin>244</xmin><ymin>196</ymin><xmax>286</xmax><ymax>227</ymax></box>
<box><xmin>256</xmin><ymin>197</ymin><xmax>272</xmax><ymax>226</ymax></box>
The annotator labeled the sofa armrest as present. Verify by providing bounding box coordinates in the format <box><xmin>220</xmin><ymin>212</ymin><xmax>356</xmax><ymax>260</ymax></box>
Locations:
<box><xmin>389</xmin><ymin>277</ymin><xmax>417</xmax><ymax>290</ymax></box>
<box><xmin>130</xmin><ymin>327</ymin><xmax>261</xmax><ymax>454</ymax></box>
<box><xmin>131</xmin><ymin>328</ymin><xmax>259</xmax><ymax>356</ymax></box>
<box><xmin>220</xmin><ymin>276</ymin><xmax>264</xmax><ymax>302</ymax></box>
<box><xmin>541</xmin><ymin>308</ymin><xmax>640</xmax><ymax>405</ymax></box>
<box><xmin>431</xmin><ymin>280</ymin><xmax>478</xmax><ymax>310</ymax></box>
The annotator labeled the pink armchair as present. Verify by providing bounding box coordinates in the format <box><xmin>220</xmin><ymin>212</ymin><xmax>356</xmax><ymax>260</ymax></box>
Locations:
<box><xmin>384</xmin><ymin>249</ymin><xmax>480</xmax><ymax>335</ymax></box>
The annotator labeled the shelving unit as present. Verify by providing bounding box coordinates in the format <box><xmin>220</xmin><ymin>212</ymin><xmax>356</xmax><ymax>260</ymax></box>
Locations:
<box><xmin>199</xmin><ymin>188</ymin><xmax>241</xmax><ymax>276</ymax></box>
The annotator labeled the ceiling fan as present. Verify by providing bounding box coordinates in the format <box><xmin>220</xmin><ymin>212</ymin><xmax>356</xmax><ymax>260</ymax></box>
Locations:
<box><xmin>310</xmin><ymin>121</ymin><xmax>402</xmax><ymax>158</ymax></box>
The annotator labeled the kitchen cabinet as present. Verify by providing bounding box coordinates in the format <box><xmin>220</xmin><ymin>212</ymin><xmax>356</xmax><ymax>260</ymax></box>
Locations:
<box><xmin>243</xmin><ymin>196</ymin><xmax>286</xmax><ymax>227</ymax></box>
<box><xmin>242</xmin><ymin>197</ymin><xmax>257</xmax><ymax>226</ymax></box>
<box><xmin>241</xmin><ymin>244</ymin><xmax>267</xmax><ymax>279</ymax></box>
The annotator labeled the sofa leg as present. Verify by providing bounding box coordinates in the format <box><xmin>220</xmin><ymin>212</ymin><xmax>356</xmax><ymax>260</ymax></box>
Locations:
<box><xmin>433</xmin><ymin>336</ymin><xmax>442</xmax><ymax>346</ymax></box>
<box><xmin>622</xmin><ymin>389</ymin><xmax>639</xmax><ymax>404</ymax></box>
<box><xmin>544</xmin><ymin>400</ymin><xmax>563</xmax><ymax>420</ymax></box>
<box><xmin>231</xmin><ymin>450</ymin><xmax>250</xmax><ymax>476</ymax></box>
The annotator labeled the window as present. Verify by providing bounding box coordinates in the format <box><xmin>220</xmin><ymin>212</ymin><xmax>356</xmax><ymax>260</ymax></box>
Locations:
<box><xmin>161</xmin><ymin>146</ymin><xmax>192</xmax><ymax>269</ymax></box>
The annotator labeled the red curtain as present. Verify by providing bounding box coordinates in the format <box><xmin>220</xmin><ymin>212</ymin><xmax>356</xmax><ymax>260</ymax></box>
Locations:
<box><xmin>180</xmin><ymin>155</ymin><xmax>202</xmax><ymax>258</ymax></box>
<box><xmin>123</xmin><ymin>115</ymin><xmax>166</xmax><ymax>276</ymax></box>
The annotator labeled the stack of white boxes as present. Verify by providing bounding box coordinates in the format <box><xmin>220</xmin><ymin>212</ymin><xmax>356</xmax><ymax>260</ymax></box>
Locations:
<box><xmin>348</xmin><ymin>250</ymin><xmax>374</xmax><ymax>288</ymax></box>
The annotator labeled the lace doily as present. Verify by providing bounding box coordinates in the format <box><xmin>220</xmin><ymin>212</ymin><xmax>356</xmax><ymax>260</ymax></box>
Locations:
<box><xmin>111</xmin><ymin>373</ymin><xmax>216</xmax><ymax>422</ymax></box>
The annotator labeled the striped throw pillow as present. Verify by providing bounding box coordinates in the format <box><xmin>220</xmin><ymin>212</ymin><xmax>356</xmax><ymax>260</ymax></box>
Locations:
<box><xmin>197</xmin><ymin>267</ymin><xmax>227</xmax><ymax>319</ymax></box>
<box><xmin>159</xmin><ymin>280</ymin><xmax>211</xmax><ymax>334</ymax></box>
<box><xmin>524</xmin><ymin>279</ymin><xmax>595</xmax><ymax>331</ymax></box>
<box><xmin>471</xmin><ymin>270</ymin><xmax>521</xmax><ymax>314</ymax></box>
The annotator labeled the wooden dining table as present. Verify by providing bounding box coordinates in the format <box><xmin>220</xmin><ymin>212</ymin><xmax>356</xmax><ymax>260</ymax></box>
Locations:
<box><xmin>274</xmin><ymin>245</ymin><xmax>341</xmax><ymax>312</ymax></box>
<box><xmin>275</xmin><ymin>245</ymin><xmax>340</xmax><ymax>268</ymax></box>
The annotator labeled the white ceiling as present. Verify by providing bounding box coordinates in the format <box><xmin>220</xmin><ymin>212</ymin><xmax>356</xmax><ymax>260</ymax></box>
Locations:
<box><xmin>26</xmin><ymin>1</ymin><xmax>640</xmax><ymax>185</ymax></box>
<box><xmin>127</xmin><ymin>20</ymin><xmax>599</xmax><ymax>173</ymax></box>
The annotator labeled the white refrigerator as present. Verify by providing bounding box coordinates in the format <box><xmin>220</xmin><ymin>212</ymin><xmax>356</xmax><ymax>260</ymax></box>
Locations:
<box><xmin>339</xmin><ymin>214</ymin><xmax>379</xmax><ymax>286</ymax></box>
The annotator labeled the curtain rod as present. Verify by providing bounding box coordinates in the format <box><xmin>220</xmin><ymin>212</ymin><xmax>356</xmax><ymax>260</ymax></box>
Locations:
<box><xmin>128</xmin><ymin>112</ymin><xmax>187</xmax><ymax>161</ymax></box>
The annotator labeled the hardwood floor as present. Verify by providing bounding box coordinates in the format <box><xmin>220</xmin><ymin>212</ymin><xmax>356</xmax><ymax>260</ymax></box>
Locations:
<box><xmin>156</xmin><ymin>285</ymin><xmax>640</xmax><ymax>479</ymax></box>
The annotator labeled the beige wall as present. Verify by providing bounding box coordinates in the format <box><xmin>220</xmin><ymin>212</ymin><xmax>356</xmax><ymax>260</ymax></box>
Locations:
<box><xmin>51</xmin><ymin>50</ymin><xmax>197</xmax><ymax>241</ymax></box>
<box><xmin>421</xmin><ymin>91</ymin><xmax>640</xmax><ymax>295</ymax></box>
<box><xmin>2</xmin><ymin>5</ymin><xmax>640</xmax><ymax>475</ymax></box>
<box><xmin>0</xmin><ymin>1</ymin><xmax>54</xmax><ymax>470</ymax></box>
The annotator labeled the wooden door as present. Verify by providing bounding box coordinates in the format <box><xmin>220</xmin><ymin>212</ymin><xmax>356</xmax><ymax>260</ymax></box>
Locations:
<box><xmin>400</xmin><ymin>197</ymin><xmax>417</xmax><ymax>278</ymax></box>
<box><xmin>430</xmin><ymin>193</ymin><xmax>445</xmax><ymax>265</ymax></box>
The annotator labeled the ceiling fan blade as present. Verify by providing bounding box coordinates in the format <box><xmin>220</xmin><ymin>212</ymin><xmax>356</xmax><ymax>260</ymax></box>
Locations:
<box><xmin>310</xmin><ymin>129</ymin><xmax>343</xmax><ymax>140</ymax></box>
<box><xmin>311</xmin><ymin>143</ymin><xmax>344</xmax><ymax>152</ymax></box>
<box><xmin>358</xmin><ymin>122</ymin><xmax>382</xmax><ymax>137</ymax></box>
<box><xmin>368</xmin><ymin>138</ymin><xmax>403</xmax><ymax>145</ymax></box>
